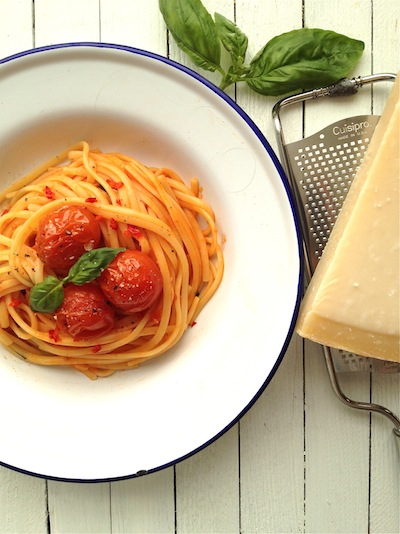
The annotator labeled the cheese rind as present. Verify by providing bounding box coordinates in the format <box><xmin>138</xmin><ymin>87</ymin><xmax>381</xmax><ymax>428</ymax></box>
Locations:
<box><xmin>296</xmin><ymin>75</ymin><xmax>400</xmax><ymax>362</ymax></box>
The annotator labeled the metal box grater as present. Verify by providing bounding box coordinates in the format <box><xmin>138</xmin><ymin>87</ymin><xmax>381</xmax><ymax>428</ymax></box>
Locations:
<box><xmin>272</xmin><ymin>74</ymin><xmax>400</xmax><ymax>434</ymax></box>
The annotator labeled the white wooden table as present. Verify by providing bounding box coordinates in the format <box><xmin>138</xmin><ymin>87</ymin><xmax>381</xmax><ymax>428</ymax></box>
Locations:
<box><xmin>0</xmin><ymin>1</ymin><xmax>399</xmax><ymax>532</ymax></box>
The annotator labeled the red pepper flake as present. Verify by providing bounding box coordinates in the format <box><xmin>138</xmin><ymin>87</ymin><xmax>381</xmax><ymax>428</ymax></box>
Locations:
<box><xmin>116</xmin><ymin>199</ymin><xmax>122</xmax><ymax>206</ymax></box>
<box><xmin>45</xmin><ymin>186</ymin><xmax>55</xmax><ymax>200</ymax></box>
<box><xmin>10</xmin><ymin>297</ymin><xmax>23</xmax><ymax>308</ymax></box>
<box><xmin>110</xmin><ymin>218</ymin><xmax>118</xmax><ymax>230</ymax></box>
<box><xmin>85</xmin><ymin>197</ymin><xmax>98</xmax><ymax>203</ymax></box>
<box><xmin>107</xmin><ymin>178</ymin><xmax>124</xmax><ymax>190</ymax></box>
<box><xmin>123</xmin><ymin>225</ymin><xmax>142</xmax><ymax>239</ymax></box>
<box><xmin>49</xmin><ymin>328</ymin><xmax>61</xmax><ymax>343</ymax></box>
<box><xmin>92</xmin><ymin>344</ymin><xmax>102</xmax><ymax>353</ymax></box>
<box><xmin>190</xmin><ymin>321</ymin><xmax>197</xmax><ymax>327</ymax></box>
<box><xmin>1</xmin><ymin>208</ymin><xmax>10</xmax><ymax>216</ymax></box>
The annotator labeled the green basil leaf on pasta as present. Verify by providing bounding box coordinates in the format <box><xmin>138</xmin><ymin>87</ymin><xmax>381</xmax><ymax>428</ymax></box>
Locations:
<box><xmin>29</xmin><ymin>276</ymin><xmax>64</xmax><ymax>313</ymax></box>
<box><xmin>66</xmin><ymin>247</ymin><xmax>125</xmax><ymax>286</ymax></box>
<box><xmin>246</xmin><ymin>28</ymin><xmax>365</xmax><ymax>96</ymax></box>
<box><xmin>159</xmin><ymin>0</ymin><xmax>221</xmax><ymax>72</ymax></box>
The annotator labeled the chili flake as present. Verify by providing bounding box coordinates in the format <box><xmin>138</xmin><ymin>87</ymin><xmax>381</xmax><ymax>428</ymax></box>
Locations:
<box><xmin>110</xmin><ymin>218</ymin><xmax>118</xmax><ymax>230</ymax></box>
<box><xmin>92</xmin><ymin>344</ymin><xmax>102</xmax><ymax>353</ymax></box>
<box><xmin>45</xmin><ymin>186</ymin><xmax>55</xmax><ymax>200</ymax></box>
<box><xmin>49</xmin><ymin>328</ymin><xmax>61</xmax><ymax>343</ymax></box>
<box><xmin>124</xmin><ymin>225</ymin><xmax>142</xmax><ymax>239</ymax></box>
<box><xmin>10</xmin><ymin>297</ymin><xmax>23</xmax><ymax>308</ymax></box>
<box><xmin>85</xmin><ymin>197</ymin><xmax>98</xmax><ymax>203</ymax></box>
<box><xmin>107</xmin><ymin>178</ymin><xmax>124</xmax><ymax>190</ymax></box>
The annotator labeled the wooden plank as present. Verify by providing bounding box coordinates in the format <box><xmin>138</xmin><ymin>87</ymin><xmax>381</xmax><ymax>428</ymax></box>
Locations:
<box><xmin>47</xmin><ymin>481</ymin><xmax>111</xmax><ymax>533</ymax></box>
<box><xmin>302</xmin><ymin>1</ymin><xmax>375</xmax><ymax>531</ymax></box>
<box><xmin>0</xmin><ymin>0</ymin><xmax>33</xmax><ymax>57</ymax></box>
<box><xmin>34</xmin><ymin>0</ymin><xmax>100</xmax><ymax>47</ymax></box>
<box><xmin>240</xmin><ymin>335</ymin><xmax>305</xmax><ymax>533</ymax></box>
<box><xmin>0</xmin><ymin>467</ymin><xmax>48</xmax><ymax>534</ymax></box>
<box><xmin>368</xmin><ymin>2</ymin><xmax>400</xmax><ymax>532</ymax></box>
<box><xmin>111</xmin><ymin>468</ymin><xmax>175</xmax><ymax>533</ymax></box>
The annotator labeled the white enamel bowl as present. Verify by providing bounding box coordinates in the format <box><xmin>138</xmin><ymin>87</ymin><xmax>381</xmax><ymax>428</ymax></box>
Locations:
<box><xmin>0</xmin><ymin>43</ymin><xmax>302</xmax><ymax>481</ymax></box>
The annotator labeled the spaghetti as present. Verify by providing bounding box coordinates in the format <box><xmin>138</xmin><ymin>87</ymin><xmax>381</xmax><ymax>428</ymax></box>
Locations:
<box><xmin>0</xmin><ymin>141</ymin><xmax>224</xmax><ymax>379</ymax></box>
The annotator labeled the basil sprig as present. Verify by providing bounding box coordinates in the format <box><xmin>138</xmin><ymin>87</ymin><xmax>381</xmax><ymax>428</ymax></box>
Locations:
<box><xmin>29</xmin><ymin>247</ymin><xmax>125</xmax><ymax>313</ymax></box>
<box><xmin>159</xmin><ymin>0</ymin><xmax>364</xmax><ymax>95</ymax></box>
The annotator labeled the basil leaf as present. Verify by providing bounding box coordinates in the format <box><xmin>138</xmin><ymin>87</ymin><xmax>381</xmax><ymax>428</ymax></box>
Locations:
<box><xmin>246</xmin><ymin>28</ymin><xmax>365</xmax><ymax>96</ymax></box>
<box><xmin>159</xmin><ymin>0</ymin><xmax>221</xmax><ymax>72</ymax></box>
<box><xmin>214</xmin><ymin>12</ymin><xmax>248</xmax><ymax>70</ymax></box>
<box><xmin>29</xmin><ymin>276</ymin><xmax>64</xmax><ymax>313</ymax></box>
<box><xmin>66</xmin><ymin>247</ymin><xmax>125</xmax><ymax>286</ymax></box>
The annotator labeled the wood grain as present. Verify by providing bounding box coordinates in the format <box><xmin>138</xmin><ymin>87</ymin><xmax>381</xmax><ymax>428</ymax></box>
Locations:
<box><xmin>111</xmin><ymin>469</ymin><xmax>175</xmax><ymax>533</ymax></box>
<box><xmin>100</xmin><ymin>0</ymin><xmax>166</xmax><ymax>53</ymax></box>
<box><xmin>48</xmin><ymin>482</ymin><xmax>111</xmax><ymax>534</ymax></box>
<box><xmin>0</xmin><ymin>468</ymin><xmax>47</xmax><ymax>534</ymax></box>
<box><xmin>34</xmin><ymin>0</ymin><xmax>100</xmax><ymax>46</ymax></box>
<box><xmin>0</xmin><ymin>0</ymin><xmax>33</xmax><ymax>57</ymax></box>
<box><xmin>240</xmin><ymin>336</ymin><xmax>305</xmax><ymax>533</ymax></box>
<box><xmin>369</xmin><ymin>2</ymin><xmax>400</xmax><ymax>531</ymax></box>
<box><xmin>176</xmin><ymin>427</ymin><xmax>240</xmax><ymax>533</ymax></box>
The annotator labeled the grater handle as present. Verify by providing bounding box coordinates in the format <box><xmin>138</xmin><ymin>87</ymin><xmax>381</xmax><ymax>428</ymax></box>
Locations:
<box><xmin>272</xmin><ymin>73</ymin><xmax>397</xmax><ymax>156</ymax></box>
<box><xmin>324</xmin><ymin>346</ymin><xmax>400</xmax><ymax>437</ymax></box>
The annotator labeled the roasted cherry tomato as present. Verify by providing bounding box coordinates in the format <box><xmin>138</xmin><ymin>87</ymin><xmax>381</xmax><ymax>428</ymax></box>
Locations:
<box><xmin>35</xmin><ymin>206</ymin><xmax>101</xmax><ymax>275</ymax></box>
<box><xmin>56</xmin><ymin>283</ymin><xmax>115</xmax><ymax>340</ymax></box>
<box><xmin>99</xmin><ymin>249</ymin><xmax>163</xmax><ymax>313</ymax></box>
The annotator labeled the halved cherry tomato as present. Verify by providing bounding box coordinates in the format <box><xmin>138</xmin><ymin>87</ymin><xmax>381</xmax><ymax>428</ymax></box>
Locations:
<box><xmin>56</xmin><ymin>283</ymin><xmax>115</xmax><ymax>340</ymax></box>
<box><xmin>35</xmin><ymin>206</ymin><xmax>101</xmax><ymax>275</ymax></box>
<box><xmin>99</xmin><ymin>249</ymin><xmax>163</xmax><ymax>313</ymax></box>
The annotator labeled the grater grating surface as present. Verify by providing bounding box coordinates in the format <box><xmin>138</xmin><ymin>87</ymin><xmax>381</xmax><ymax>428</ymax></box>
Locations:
<box><xmin>285</xmin><ymin>115</ymin><xmax>385</xmax><ymax>373</ymax></box>
<box><xmin>285</xmin><ymin>115</ymin><xmax>379</xmax><ymax>274</ymax></box>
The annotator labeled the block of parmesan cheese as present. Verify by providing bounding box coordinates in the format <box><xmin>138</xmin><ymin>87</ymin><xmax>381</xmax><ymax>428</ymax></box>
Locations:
<box><xmin>296</xmin><ymin>74</ymin><xmax>400</xmax><ymax>362</ymax></box>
